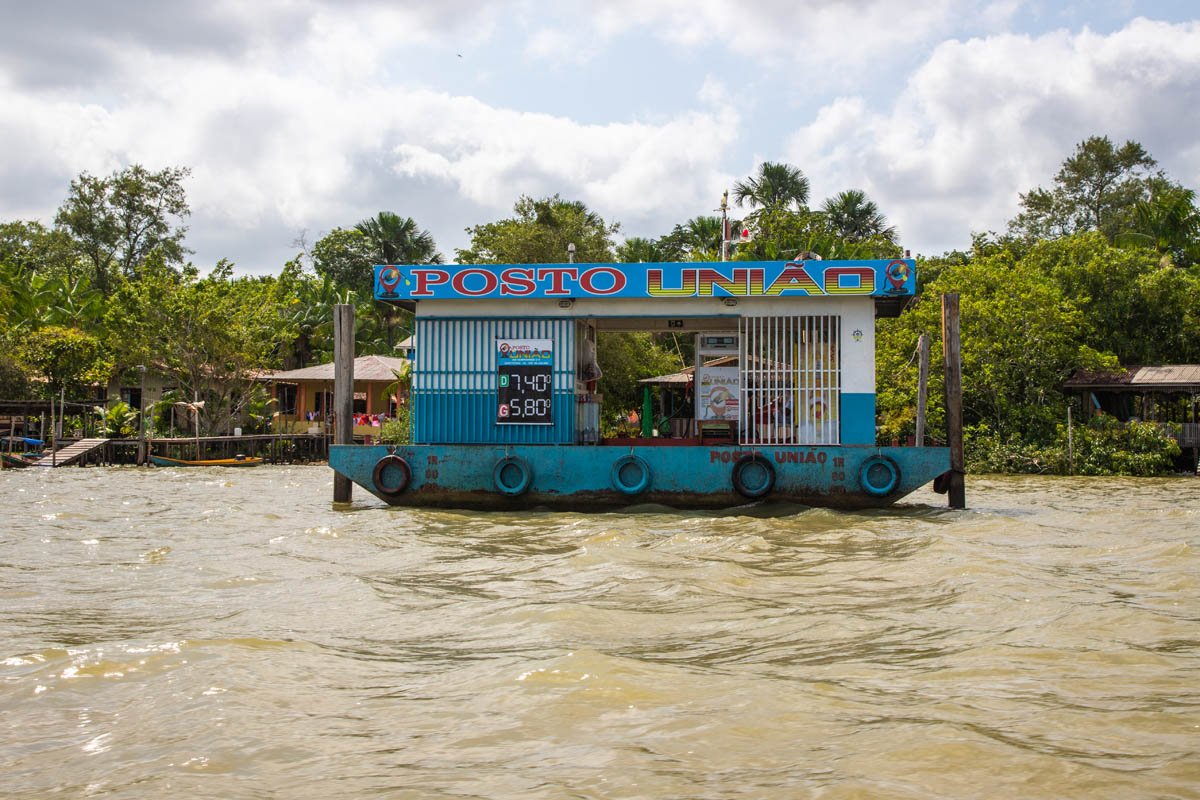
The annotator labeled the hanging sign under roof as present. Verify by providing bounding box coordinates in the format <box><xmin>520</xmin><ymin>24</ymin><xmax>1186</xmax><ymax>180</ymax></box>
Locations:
<box><xmin>375</xmin><ymin>259</ymin><xmax>915</xmax><ymax>302</ymax></box>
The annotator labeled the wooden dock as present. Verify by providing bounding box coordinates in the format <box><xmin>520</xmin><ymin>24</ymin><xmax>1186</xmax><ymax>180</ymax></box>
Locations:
<box><xmin>35</xmin><ymin>438</ymin><xmax>110</xmax><ymax>468</ymax></box>
<box><xmin>8</xmin><ymin>434</ymin><xmax>336</xmax><ymax>468</ymax></box>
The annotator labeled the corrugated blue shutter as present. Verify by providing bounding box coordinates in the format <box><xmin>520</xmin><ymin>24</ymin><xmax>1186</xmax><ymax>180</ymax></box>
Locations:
<box><xmin>413</xmin><ymin>317</ymin><xmax>575</xmax><ymax>444</ymax></box>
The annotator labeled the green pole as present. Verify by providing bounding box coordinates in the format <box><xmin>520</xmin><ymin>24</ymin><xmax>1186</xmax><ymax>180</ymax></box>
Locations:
<box><xmin>641</xmin><ymin>386</ymin><xmax>653</xmax><ymax>438</ymax></box>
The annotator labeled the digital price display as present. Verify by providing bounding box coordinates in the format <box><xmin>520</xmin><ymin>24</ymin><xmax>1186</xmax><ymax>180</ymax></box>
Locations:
<box><xmin>496</xmin><ymin>338</ymin><xmax>553</xmax><ymax>425</ymax></box>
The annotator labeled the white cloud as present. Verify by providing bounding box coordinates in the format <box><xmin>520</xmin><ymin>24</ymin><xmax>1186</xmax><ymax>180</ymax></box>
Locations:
<box><xmin>524</xmin><ymin>27</ymin><xmax>601</xmax><ymax>65</ymax></box>
<box><xmin>589</xmin><ymin>0</ymin><xmax>967</xmax><ymax>70</ymax></box>
<box><xmin>389</xmin><ymin>94</ymin><xmax>737</xmax><ymax>220</ymax></box>
<box><xmin>787</xmin><ymin>17</ymin><xmax>1200</xmax><ymax>254</ymax></box>
<box><xmin>3</xmin><ymin>3</ymin><xmax>1198</xmax><ymax>272</ymax></box>
<box><xmin>0</xmin><ymin>5</ymin><xmax>742</xmax><ymax>269</ymax></box>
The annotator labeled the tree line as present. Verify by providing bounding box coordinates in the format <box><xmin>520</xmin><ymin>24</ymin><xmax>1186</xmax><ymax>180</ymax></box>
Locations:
<box><xmin>1</xmin><ymin>135</ymin><xmax>1197</xmax><ymax>471</ymax></box>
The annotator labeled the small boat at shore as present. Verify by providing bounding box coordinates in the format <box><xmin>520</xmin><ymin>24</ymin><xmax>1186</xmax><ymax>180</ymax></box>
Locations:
<box><xmin>2</xmin><ymin>437</ymin><xmax>44</xmax><ymax>468</ymax></box>
<box><xmin>2</xmin><ymin>452</ymin><xmax>39</xmax><ymax>468</ymax></box>
<box><xmin>150</xmin><ymin>455</ymin><xmax>263</xmax><ymax>467</ymax></box>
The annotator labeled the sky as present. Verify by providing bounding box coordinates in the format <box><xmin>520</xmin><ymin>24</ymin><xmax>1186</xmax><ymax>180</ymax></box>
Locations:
<box><xmin>1</xmin><ymin>1</ymin><xmax>1198</xmax><ymax>274</ymax></box>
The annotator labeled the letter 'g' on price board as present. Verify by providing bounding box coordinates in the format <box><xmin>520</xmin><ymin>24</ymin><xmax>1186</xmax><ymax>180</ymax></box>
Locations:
<box><xmin>496</xmin><ymin>338</ymin><xmax>553</xmax><ymax>425</ymax></box>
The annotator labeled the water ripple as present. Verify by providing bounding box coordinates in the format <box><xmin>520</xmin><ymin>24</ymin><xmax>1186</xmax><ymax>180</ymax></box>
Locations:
<box><xmin>1</xmin><ymin>467</ymin><xmax>1197</xmax><ymax>798</ymax></box>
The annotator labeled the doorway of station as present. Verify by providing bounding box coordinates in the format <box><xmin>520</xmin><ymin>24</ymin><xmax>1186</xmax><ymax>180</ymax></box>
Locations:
<box><xmin>587</xmin><ymin>315</ymin><xmax>841</xmax><ymax>446</ymax></box>
<box><xmin>588</xmin><ymin>316</ymin><xmax>735</xmax><ymax>442</ymax></box>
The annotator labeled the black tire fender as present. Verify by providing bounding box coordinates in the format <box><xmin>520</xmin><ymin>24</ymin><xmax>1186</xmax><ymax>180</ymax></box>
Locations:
<box><xmin>493</xmin><ymin>456</ymin><xmax>533</xmax><ymax>496</ymax></box>
<box><xmin>732</xmin><ymin>454</ymin><xmax>776</xmax><ymax>499</ymax></box>
<box><xmin>372</xmin><ymin>455</ymin><xmax>412</xmax><ymax>497</ymax></box>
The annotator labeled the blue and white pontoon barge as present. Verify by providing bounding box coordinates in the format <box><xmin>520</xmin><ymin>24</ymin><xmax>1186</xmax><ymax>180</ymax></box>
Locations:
<box><xmin>328</xmin><ymin>259</ymin><xmax>951</xmax><ymax>510</ymax></box>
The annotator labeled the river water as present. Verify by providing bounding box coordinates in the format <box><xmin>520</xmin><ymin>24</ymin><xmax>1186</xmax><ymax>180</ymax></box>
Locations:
<box><xmin>1</xmin><ymin>466</ymin><xmax>1197</xmax><ymax>799</ymax></box>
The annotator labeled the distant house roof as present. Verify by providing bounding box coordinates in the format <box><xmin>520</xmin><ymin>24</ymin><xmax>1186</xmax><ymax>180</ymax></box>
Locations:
<box><xmin>638</xmin><ymin>356</ymin><xmax>744</xmax><ymax>387</ymax></box>
<box><xmin>1065</xmin><ymin>365</ymin><xmax>1200</xmax><ymax>391</ymax></box>
<box><xmin>258</xmin><ymin>355</ymin><xmax>409</xmax><ymax>383</ymax></box>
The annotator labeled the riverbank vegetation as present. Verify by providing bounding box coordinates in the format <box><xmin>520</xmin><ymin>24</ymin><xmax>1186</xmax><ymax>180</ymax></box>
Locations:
<box><xmin>2</xmin><ymin>137</ymin><xmax>1197</xmax><ymax>474</ymax></box>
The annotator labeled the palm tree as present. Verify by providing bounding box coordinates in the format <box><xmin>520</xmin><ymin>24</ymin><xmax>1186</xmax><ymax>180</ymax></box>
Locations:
<box><xmin>658</xmin><ymin>215</ymin><xmax>728</xmax><ymax>260</ymax></box>
<box><xmin>616</xmin><ymin>237</ymin><xmax>668</xmax><ymax>263</ymax></box>
<box><xmin>821</xmin><ymin>189</ymin><xmax>898</xmax><ymax>244</ymax></box>
<box><xmin>354</xmin><ymin>212</ymin><xmax>443</xmax><ymax>265</ymax></box>
<box><xmin>1121</xmin><ymin>185</ymin><xmax>1200</xmax><ymax>267</ymax></box>
<box><xmin>732</xmin><ymin>162</ymin><xmax>811</xmax><ymax>213</ymax></box>
<box><xmin>354</xmin><ymin>212</ymin><xmax>440</xmax><ymax>351</ymax></box>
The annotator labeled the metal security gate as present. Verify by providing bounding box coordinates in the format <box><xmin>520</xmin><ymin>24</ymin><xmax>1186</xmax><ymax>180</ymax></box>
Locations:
<box><xmin>739</xmin><ymin>315</ymin><xmax>841</xmax><ymax>445</ymax></box>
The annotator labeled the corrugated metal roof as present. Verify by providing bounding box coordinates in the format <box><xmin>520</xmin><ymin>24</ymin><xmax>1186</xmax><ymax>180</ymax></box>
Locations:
<box><xmin>1131</xmin><ymin>365</ymin><xmax>1200</xmax><ymax>385</ymax></box>
<box><xmin>258</xmin><ymin>355</ymin><xmax>409</xmax><ymax>383</ymax></box>
<box><xmin>1065</xmin><ymin>365</ymin><xmax>1200</xmax><ymax>390</ymax></box>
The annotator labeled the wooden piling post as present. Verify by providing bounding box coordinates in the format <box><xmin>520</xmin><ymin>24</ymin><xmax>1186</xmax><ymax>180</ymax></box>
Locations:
<box><xmin>333</xmin><ymin>303</ymin><xmax>355</xmax><ymax>503</ymax></box>
<box><xmin>915</xmin><ymin>333</ymin><xmax>929</xmax><ymax>447</ymax></box>
<box><xmin>942</xmin><ymin>294</ymin><xmax>965</xmax><ymax>509</ymax></box>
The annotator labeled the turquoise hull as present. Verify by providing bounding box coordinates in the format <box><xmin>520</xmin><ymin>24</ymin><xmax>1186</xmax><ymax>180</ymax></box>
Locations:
<box><xmin>329</xmin><ymin>444</ymin><xmax>951</xmax><ymax>510</ymax></box>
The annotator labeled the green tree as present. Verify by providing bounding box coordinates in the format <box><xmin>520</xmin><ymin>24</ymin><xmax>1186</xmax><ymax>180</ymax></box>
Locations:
<box><xmin>1120</xmin><ymin>184</ymin><xmax>1200</xmax><ymax>267</ymax></box>
<box><xmin>0</xmin><ymin>220</ymin><xmax>81</xmax><ymax>281</ymax></box>
<box><xmin>104</xmin><ymin>260</ymin><xmax>284</xmax><ymax>434</ymax></box>
<box><xmin>820</xmin><ymin>189</ymin><xmax>898</xmax><ymax>244</ymax></box>
<box><xmin>732</xmin><ymin>162</ymin><xmax>810</xmax><ymax>219</ymax></box>
<box><xmin>1021</xmin><ymin>232</ymin><xmax>1200</xmax><ymax>365</ymax></box>
<box><xmin>733</xmin><ymin>207</ymin><xmax>899</xmax><ymax>262</ymax></box>
<box><xmin>1010</xmin><ymin>136</ymin><xmax>1157</xmax><ymax>242</ymax></box>
<box><xmin>660</xmin><ymin>215</ymin><xmax>728</xmax><ymax>261</ymax></box>
<box><xmin>54</xmin><ymin>164</ymin><xmax>191</xmax><ymax>294</ymax></box>
<box><xmin>311</xmin><ymin>227</ymin><xmax>373</xmax><ymax>297</ymax></box>
<box><xmin>0</xmin><ymin>353</ymin><xmax>31</xmax><ymax>398</ymax></box>
<box><xmin>616</xmin><ymin>236</ymin><xmax>670</xmax><ymax>263</ymax></box>
<box><xmin>15</xmin><ymin>325</ymin><xmax>112</xmax><ymax>399</ymax></box>
<box><xmin>0</xmin><ymin>265</ymin><xmax>106</xmax><ymax>335</ymax></box>
<box><xmin>596</xmin><ymin>332</ymin><xmax>682</xmax><ymax>419</ymax></box>
<box><xmin>353</xmin><ymin>212</ymin><xmax>435</xmax><ymax>351</ymax></box>
<box><xmin>355</xmin><ymin>211</ymin><xmax>443</xmax><ymax>266</ymax></box>
<box><xmin>875</xmin><ymin>245</ymin><xmax>1115</xmax><ymax>445</ymax></box>
<box><xmin>457</xmin><ymin>195</ymin><xmax>618</xmax><ymax>264</ymax></box>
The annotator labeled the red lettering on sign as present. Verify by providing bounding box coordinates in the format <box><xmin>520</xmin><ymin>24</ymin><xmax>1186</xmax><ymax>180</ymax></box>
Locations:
<box><xmin>411</xmin><ymin>269</ymin><xmax>449</xmax><ymax>296</ymax></box>
<box><xmin>536</xmin><ymin>267</ymin><xmax>578</xmax><ymax>295</ymax></box>
<box><xmin>452</xmin><ymin>268</ymin><xmax>499</xmax><ymax>296</ymax></box>
<box><xmin>500</xmin><ymin>268</ymin><xmax>536</xmax><ymax>295</ymax></box>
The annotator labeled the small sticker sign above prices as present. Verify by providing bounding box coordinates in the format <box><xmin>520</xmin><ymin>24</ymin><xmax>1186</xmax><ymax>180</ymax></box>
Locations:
<box><xmin>496</xmin><ymin>338</ymin><xmax>554</xmax><ymax>425</ymax></box>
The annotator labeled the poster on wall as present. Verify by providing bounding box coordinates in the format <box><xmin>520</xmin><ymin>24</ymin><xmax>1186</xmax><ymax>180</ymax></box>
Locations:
<box><xmin>696</xmin><ymin>366</ymin><xmax>740</xmax><ymax>421</ymax></box>
<box><xmin>496</xmin><ymin>338</ymin><xmax>554</xmax><ymax>425</ymax></box>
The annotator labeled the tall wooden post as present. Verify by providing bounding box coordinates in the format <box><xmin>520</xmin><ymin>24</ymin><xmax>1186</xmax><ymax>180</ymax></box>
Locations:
<box><xmin>137</xmin><ymin>364</ymin><xmax>147</xmax><ymax>466</ymax></box>
<box><xmin>333</xmin><ymin>303</ymin><xmax>355</xmax><ymax>503</ymax></box>
<box><xmin>942</xmin><ymin>294</ymin><xmax>965</xmax><ymax>508</ymax></box>
<box><xmin>915</xmin><ymin>333</ymin><xmax>929</xmax><ymax>447</ymax></box>
<box><xmin>1067</xmin><ymin>404</ymin><xmax>1074</xmax><ymax>475</ymax></box>
<box><xmin>50</xmin><ymin>395</ymin><xmax>57</xmax><ymax>467</ymax></box>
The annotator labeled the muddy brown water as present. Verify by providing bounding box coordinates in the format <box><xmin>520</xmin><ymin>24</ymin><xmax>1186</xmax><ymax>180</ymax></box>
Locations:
<box><xmin>2</xmin><ymin>467</ymin><xmax>1197</xmax><ymax>798</ymax></box>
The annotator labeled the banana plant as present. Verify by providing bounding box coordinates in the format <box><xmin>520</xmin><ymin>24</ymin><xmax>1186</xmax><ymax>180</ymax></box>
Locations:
<box><xmin>93</xmin><ymin>400</ymin><xmax>140</xmax><ymax>438</ymax></box>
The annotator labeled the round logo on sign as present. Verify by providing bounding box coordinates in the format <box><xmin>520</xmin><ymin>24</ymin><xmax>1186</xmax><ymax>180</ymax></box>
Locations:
<box><xmin>378</xmin><ymin>266</ymin><xmax>402</xmax><ymax>292</ymax></box>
